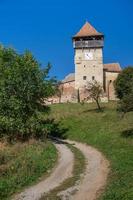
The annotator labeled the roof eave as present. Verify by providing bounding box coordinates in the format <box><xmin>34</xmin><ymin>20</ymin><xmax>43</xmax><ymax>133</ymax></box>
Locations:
<box><xmin>61</xmin><ymin>80</ymin><xmax>75</xmax><ymax>84</ymax></box>
<box><xmin>104</xmin><ymin>69</ymin><xmax>122</xmax><ymax>73</ymax></box>
<box><xmin>72</xmin><ymin>33</ymin><xmax>104</xmax><ymax>40</ymax></box>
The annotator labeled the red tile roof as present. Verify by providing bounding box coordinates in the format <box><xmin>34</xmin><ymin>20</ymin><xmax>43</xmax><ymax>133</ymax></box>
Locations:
<box><xmin>104</xmin><ymin>63</ymin><xmax>122</xmax><ymax>72</ymax></box>
<box><xmin>73</xmin><ymin>22</ymin><xmax>103</xmax><ymax>38</ymax></box>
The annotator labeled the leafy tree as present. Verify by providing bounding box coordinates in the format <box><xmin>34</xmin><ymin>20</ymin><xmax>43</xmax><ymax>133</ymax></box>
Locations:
<box><xmin>118</xmin><ymin>92</ymin><xmax>133</xmax><ymax>113</ymax></box>
<box><xmin>85</xmin><ymin>81</ymin><xmax>103</xmax><ymax>111</ymax></box>
<box><xmin>115</xmin><ymin>67</ymin><xmax>133</xmax><ymax>99</ymax></box>
<box><xmin>115</xmin><ymin>66</ymin><xmax>133</xmax><ymax>114</ymax></box>
<box><xmin>0</xmin><ymin>46</ymin><xmax>56</xmax><ymax>141</ymax></box>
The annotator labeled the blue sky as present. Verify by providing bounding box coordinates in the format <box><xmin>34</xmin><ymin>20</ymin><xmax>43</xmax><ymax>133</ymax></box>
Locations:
<box><xmin>0</xmin><ymin>0</ymin><xmax>132</xmax><ymax>80</ymax></box>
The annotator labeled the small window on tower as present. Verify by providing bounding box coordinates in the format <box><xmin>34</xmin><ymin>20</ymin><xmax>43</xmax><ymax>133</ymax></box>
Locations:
<box><xmin>92</xmin><ymin>76</ymin><xmax>95</xmax><ymax>80</ymax></box>
<box><xmin>84</xmin><ymin>65</ymin><xmax>86</xmax><ymax>68</ymax></box>
<box><xmin>83</xmin><ymin>76</ymin><xmax>87</xmax><ymax>80</ymax></box>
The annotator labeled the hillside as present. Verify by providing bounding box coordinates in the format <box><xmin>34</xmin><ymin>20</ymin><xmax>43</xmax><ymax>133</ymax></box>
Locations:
<box><xmin>49</xmin><ymin>102</ymin><xmax>133</xmax><ymax>200</ymax></box>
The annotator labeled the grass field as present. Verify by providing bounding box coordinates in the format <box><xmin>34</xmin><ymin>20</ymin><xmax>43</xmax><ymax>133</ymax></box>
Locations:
<box><xmin>0</xmin><ymin>140</ymin><xmax>57</xmax><ymax>200</ymax></box>
<box><xmin>49</xmin><ymin>102</ymin><xmax>133</xmax><ymax>200</ymax></box>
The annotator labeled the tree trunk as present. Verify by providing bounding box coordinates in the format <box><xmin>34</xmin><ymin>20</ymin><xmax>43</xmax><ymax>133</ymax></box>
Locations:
<box><xmin>96</xmin><ymin>99</ymin><xmax>101</xmax><ymax>111</ymax></box>
<box><xmin>77</xmin><ymin>89</ymin><xmax>80</xmax><ymax>103</ymax></box>
<box><xmin>59</xmin><ymin>95</ymin><xmax>61</xmax><ymax>104</ymax></box>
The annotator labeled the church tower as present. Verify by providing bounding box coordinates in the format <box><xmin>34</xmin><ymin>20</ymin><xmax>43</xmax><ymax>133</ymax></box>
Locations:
<box><xmin>73</xmin><ymin>22</ymin><xmax>104</xmax><ymax>89</ymax></box>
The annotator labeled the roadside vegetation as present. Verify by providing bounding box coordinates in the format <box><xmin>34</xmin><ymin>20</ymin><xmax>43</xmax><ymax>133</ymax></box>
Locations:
<box><xmin>0</xmin><ymin>140</ymin><xmax>57</xmax><ymax>199</ymax></box>
<box><xmin>49</xmin><ymin>102</ymin><xmax>133</xmax><ymax>200</ymax></box>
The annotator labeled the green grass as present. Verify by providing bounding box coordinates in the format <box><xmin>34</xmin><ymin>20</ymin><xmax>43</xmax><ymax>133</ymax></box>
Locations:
<box><xmin>0</xmin><ymin>140</ymin><xmax>57</xmax><ymax>200</ymax></box>
<box><xmin>49</xmin><ymin>102</ymin><xmax>133</xmax><ymax>200</ymax></box>
<box><xmin>41</xmin><ymin>144</ymin><xmax>85</xmax><ymax>200</ymax></box>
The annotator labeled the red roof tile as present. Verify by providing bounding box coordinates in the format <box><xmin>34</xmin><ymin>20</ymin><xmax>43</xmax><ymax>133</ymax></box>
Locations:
<box><xmin>74</xmin><ymin>22</ymin><xmax>103</xmax><ymax>38</ymax></box>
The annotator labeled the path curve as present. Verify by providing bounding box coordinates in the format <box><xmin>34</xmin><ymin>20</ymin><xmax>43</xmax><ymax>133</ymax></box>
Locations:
<box><xmin>13</xmin><ymin>142</ymin><xmax>74</xmax><ymax>200</ymax></box>
<box><xmin>59</xmin><ymin>140</ymin><xmax>110</xmax><ymax>200</ymax></box>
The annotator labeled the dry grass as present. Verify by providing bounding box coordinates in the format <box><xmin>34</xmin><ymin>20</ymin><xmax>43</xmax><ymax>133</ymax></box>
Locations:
<box><xmin>0</xmin><ymin>139</ymin><xmax>57</xmax><ymax>200</ymax></box>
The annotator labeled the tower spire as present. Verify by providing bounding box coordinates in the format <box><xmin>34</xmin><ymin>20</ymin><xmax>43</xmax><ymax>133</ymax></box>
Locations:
<box><xmin>73</xmin><ymin>21</ymin><xmax>103</xmax><ymax>38</ymax></box>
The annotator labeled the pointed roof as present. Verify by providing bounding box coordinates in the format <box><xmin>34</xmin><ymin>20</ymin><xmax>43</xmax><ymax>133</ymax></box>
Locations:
<box><xmin>73</xmin><ymin>21</ymin><xmax>103</xmax><ymax>38</ymax></box>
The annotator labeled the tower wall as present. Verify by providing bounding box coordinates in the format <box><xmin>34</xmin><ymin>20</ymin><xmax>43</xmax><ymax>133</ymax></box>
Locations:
<box><xmin>105</xmin><ymin>71</ymin><xmax>119</xmax><ymax>100</ymax></box>
<box><xmin>74</xmin><ymin>48</ymin><xmax>103</xmax><ymax>89</ymax></box>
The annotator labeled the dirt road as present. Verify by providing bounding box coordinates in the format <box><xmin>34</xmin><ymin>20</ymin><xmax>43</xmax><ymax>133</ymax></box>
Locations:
<box><xmin>13</xmin><ymin>139</ymin><xmax>109</xmax><ymax>200</ymax></box>
<box><xmin>58</xmin><ymin>140</ymin><xmax>109</xmax><ymax>200</ymax></box>
<box><xmin>13</xmin><ymin>142</ymin><xmax>74</xmax><ymax>200</ymax></box>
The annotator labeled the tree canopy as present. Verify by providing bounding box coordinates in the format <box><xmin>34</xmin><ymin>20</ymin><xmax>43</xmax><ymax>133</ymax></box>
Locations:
<box><xmin>0</xmin><ymin>45</ymin><xmax>56</xmax><ymax>141</ymax></box>
<box><xmin>115</xmin><ymin>66</ymin><xmax>133</xmax><ymax>113</ymax></box>
<box><xmin>115</xmin><ymin>67</ymin><xmax>133</xmax><ymax>99</ymax></box>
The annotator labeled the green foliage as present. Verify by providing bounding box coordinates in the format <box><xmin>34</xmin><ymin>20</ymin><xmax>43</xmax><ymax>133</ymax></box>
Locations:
<box><xmin>0</xmin><ymin>45</ymin><xmax>56</xmax><ymax>141</ymax></box>
<box><xmin>115</xmin><ymin>66</ymin><xmax>133</xmax><ymax>113</ymax></box>
<box><xmin>115</xmin><ymin>66</ymin><xmax>133</xmax><ymax>99</ymax></box>
<box><xmin>118</xmin><ymin>92</ymin><xmax>133</xmax><ymax>113</ymax></box>
<box><xmin>0</xmin><ymin>141</ymin><xmax>57</xmax><ymax>199</ymax></box>
<box><xmin>32</xmin><ymin>118</ymin><xmax>68</xmax><ymax>140</ymax></box>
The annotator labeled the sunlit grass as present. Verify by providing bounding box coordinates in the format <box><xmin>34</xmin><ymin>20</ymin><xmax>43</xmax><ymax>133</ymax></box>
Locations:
<box><xmin>49</xmin><ymin>102</ymin><xmax>133</xmax><ymax>200</ymax></box>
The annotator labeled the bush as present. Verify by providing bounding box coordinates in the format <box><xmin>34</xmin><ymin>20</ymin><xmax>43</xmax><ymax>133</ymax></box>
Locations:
<box><xmin>117</xmin><ymin>92</ymin><xmax>133</xmax><ymax>113</ymax></box>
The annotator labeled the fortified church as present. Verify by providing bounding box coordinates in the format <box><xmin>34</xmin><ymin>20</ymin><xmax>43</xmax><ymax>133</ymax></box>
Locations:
<box><xmin>49</xmin><ymin>22</ymin><xmax>122</xmax><ymax>104</ymax></box>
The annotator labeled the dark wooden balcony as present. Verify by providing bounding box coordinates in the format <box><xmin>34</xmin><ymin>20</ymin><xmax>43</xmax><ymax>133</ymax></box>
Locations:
<box><xmin>73</xmin><ymin>40</ymin><xmax>104</xmax><ymax>48</ymax></box>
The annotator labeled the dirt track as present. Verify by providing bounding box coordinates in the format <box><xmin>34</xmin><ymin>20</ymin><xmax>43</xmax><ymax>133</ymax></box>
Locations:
<box><xmin>13</xmin><ymin>140</ymin><xmax>109</xmax><ymax>200</ymax></box>
<box><xmin>13</xmin><ymin>142</ymin><xmax>74</xmax><ymax>200</ymax></box>
<box><xmin>58</xmin><ymin>140</ymin><xmax>109</xmax><ymax>200</ymax></box>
